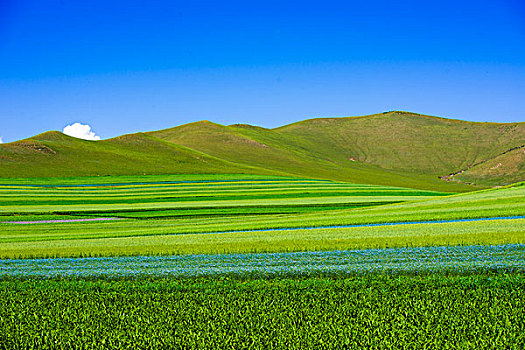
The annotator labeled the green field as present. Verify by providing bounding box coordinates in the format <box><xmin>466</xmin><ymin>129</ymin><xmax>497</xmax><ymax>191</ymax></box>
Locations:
<box><xmin>2</xmin><ymin>274</ymin><xmax>525</xmax><ymax>349</ymax></box>
<box><xmin>1</xmin><ymin>175</ymin><xmax>523</xmax><ymax>259</ymax></box>
<box><xmin>2</xmin><ymin>173</ymin><xmax>525</xmax><ymax>348</ymax></box>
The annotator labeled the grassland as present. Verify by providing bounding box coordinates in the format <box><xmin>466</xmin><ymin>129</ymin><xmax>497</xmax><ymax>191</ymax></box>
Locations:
<box><xmin>2</xmin><ymin>112</ymin><xmax>524</xmax><ymax>189</ymax></box>
<box><xmin>454</xmin><ymin>146</ymin><xmax>525</xmax><ymax>186</ymax></box>
<box><xmin>1</xmin><ymin>112</ymin><xmax>523</xmax><ymax>349</ymax></box>
<box><xmin>2</xmin><ymin>111</ymin><xmax>524</xmax><ymax>349</ymax></box>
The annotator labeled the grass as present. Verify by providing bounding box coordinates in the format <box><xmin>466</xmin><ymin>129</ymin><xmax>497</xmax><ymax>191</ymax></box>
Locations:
<box><xmin>274</xmin><ymin>112</ymin><xmax>525</xmax><ymax>186</ymax></box>
<box><xmin>454</xmin><ymin>146</ymin><xmax>525</xmax><ymax>186</ymax></box>
<box><xmin>1</xmin><ymin>274</ymin><xmax>524</xmax><ymax>349</ymax></box>
<box><xmin>0</xmin><ymin>175</ymin><xmax>524</xmax><ymax>259</ymax></box>
<box><xmin>1</xmin><ymin>174</ymin><xmax>524</xmax><ymax>348</ymax></box>
<box><xmin>2</xmin><ymin>219</ymin><xmax>524</xmax><ymax>259</ymax></box>
<box><xmin>3</xmin><ymin>112</ymin><xmax>524</xmax><ymax>189</ymax></box>
<box><xmin>1</xmin><ymin>112</ymin><xmax>523</xmax><ymax>349</ymax></box>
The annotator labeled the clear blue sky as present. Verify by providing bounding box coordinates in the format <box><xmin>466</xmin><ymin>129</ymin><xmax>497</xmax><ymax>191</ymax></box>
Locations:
<box><xmin>1</xmin><ymin>0</ymin><xmax>524</xmax><ymax>142</ymax></box>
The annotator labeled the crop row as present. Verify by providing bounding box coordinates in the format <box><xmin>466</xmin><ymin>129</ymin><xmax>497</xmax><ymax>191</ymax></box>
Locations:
<box><xmin>0</xmin><ymin>174</ymin><xmax>312</xmax><ymax>185</ymax></box>
<box><xmin>2</xmin><ymin>244</ymin><xmax>524</xmax><ymax>278</ymax></box>
<box><xmin>0</xmin><ymin>176</ymin><xmax>523</xmax><ymax>260</ymax></box>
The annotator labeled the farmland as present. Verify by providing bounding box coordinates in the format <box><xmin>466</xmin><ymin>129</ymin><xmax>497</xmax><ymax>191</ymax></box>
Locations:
<box><xmin>2</xmin><ymin>274</ymin><xmax>525</xmax><ymax>348</ymax></box>
<box><xmin>1</xmin><ymin>175</ymin><xmax>524</xmax><ymax>259</ymax></box>
<box><xmin>3</xmin><ymin>244</ymin><xmax>525</xmax><ymax>278</ymax></box>
<box><xmin>0</xmin><ymin>174</ymin><xmax>449</xmax><ymax>256</ymax></box>
<box><xmin>2</xmin><ymin>1</ymin><xmax>524</xmax><ymax>345</ymax></box>
<box><xmin>1</xmin><ymin>174</ymin><xmax>524</xmax><ymax>348</ymax></box>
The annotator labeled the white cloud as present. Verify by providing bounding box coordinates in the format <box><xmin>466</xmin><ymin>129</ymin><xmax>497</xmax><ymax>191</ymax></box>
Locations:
<box><xmin>63</xmin><ymin>123</ymin><xmax>101</xmax><ymax>141</ymax></box>
<box><xmin>0</xmin><ymin>137</ymin><xmax>3</xmax><ymax>143</ymax></box>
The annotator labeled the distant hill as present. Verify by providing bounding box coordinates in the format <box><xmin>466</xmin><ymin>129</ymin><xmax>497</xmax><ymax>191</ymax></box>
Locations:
<box><xmin>275</xmin><ymin>112</ymin><xmax>525</xmax><ymax>175</ymax></box>
<box><xmin>1</xmin><ymin>111</ymin><xmax>523</xmax><ymax>191</ymax></box>
<box><xmin>0</xmin><ymin>131</ymin><xmax>268</xmax><ymax>178</ymax></box>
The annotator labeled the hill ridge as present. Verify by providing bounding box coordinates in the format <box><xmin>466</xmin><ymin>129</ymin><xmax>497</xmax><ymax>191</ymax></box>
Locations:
<box><xmin>1</xmin><ymin>111</ymin><xmax>523</xmax><ymax>189</ymax></box>
<box><xmin>277</xmin><ymin>111</ymin><xmax>525</xmax><ymax>130</ymax></box>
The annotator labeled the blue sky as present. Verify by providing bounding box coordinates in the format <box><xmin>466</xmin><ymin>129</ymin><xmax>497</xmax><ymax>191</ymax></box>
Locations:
<box><xmin>0</xmin><ymin>0</ymin><xmax>524</xmax><ymax>142</ymax></box>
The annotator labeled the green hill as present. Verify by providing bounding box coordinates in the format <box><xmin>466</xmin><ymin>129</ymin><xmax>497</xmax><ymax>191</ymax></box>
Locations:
<box><xmin>0</xmin><ymin>131</ymin><xmax>269</xmax><ymax>178</ymax></box>
<box><xmin>1</xmin><ymin>111</ymin><xmax>523</xmax><ymax>191</ymax></box>
<box><xmin>275</xmin><ymin>112</ymin><xmax>525</xmax><ymax>176</ymax></box>
<box><xmin>147</xmin><ymin>120</ymin><xmax>448</xmax><ymax>190</ymax></box>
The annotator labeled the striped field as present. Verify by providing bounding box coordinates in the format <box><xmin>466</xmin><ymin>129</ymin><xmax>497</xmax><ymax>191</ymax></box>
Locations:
<box><xmin>0</xmin><ymin>175</ymin><xmax>524</xmax><ymax>259</ymax></box>
<box><xmin>1</xmin><ymin>174</ymin><xmax>525</xmax><ymax>349</ymax></box>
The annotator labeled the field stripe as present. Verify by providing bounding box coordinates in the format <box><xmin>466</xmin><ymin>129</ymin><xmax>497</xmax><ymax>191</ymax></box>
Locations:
<box><xmin>5</xmin><ymin>218</ymin><xmax>122</xmax><ymax>224</ymax></box>
<box><xmin>4</xmin><ymin>215</ymin><xmax>522</xmax><ymax>231</ymax></box>
<box><xmin>202</xmin><ymin>216</ymin><xmax>525</xmax><ymax>235</ymax></box>
<box><xmin>0</xmin><ymin>178</ymin><xmax>331</xmax><ymax>188</ymax></box>
<box><xmin>2</xmin><ymin>244</ymin><xmax>524</xmax><ymax>277</ymax></box>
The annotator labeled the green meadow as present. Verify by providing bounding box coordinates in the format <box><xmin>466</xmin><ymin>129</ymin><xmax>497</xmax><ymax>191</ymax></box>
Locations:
<box><xmin>1</xmin><ymin>12</ymin><xmax>524</xmax><ymax>346</ymax></box>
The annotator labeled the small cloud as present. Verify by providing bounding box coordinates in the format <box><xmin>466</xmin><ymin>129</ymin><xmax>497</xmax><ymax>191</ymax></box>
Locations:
<box><xmin>63</xmin><ymin>123</ymin><xmax>101</xmax><ymax>141</ymax></box>
<box><xmin>0</xmin><ymin>137</ymin><xmax>3</xmax><ymax>143</ymax></box>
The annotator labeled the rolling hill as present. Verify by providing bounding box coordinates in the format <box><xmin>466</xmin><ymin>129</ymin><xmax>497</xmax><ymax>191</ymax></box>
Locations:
<box><xmin>1</xmin><ymin>111</ymin><xmax>524</xmax><ymax>190</ymax></box>
<box><xmin>0</xmin><ymin>131</ymin><xmax>270</xmax><ymax>178</ymax></box>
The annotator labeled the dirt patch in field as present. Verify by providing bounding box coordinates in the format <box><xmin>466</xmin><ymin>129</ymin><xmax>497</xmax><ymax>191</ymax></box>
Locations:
<box><xmin>243</xmin><ymin>139</ymin><xmax>269</xmax><ymax>148</ymax></box>
<box><xmin>16</xmin><ymin>142</ymin><xmax>57</xmax><ymax>154</ymax></box>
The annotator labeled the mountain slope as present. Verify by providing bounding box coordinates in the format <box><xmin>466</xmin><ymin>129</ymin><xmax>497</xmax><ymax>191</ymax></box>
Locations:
<box><xmin>1</xmin><ymin>111</ymin><xmax>523</xmax><ymax>191</ymax></box>
<box><xmin>148</xmin><ymin>112</ymin><xmax>524</xmax><ymax>188</ymax></box>
<box><xmin>453</xmin><ymin>146</ymin><xmax>525</xmax><ymax>186</ymax></box>
<box><xmin>0</xmin><ymin>131</ymin><xmax>271</xmax><ymax>178</ymax></box>
<box><xmin>147</xmin><ymin>119</ymin><xmax>472</xmax><ymax>191</ymax></box>
<box><xmin>276</xmin><ymin>111</ymin><xmax>525</xmax><ymax>175</ymax></box>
